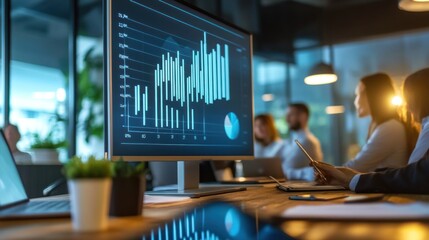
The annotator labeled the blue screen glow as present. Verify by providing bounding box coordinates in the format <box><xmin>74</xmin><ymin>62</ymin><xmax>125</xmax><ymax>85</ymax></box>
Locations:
<box><xmin>0</xmin><ymin>132</ymin><xmax>27</xmax><ymax>206</ymax></box>
<box><xmin>107</xmin><ymin>0</ymin><xmax>254</xmax><ymax>158</ymax></box>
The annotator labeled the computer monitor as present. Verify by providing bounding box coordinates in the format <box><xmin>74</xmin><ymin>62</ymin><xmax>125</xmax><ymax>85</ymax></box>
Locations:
<box><xmin>105</xmin><ymin>0</ymin><xmax>254</xmax><ymax>197</ymax></box>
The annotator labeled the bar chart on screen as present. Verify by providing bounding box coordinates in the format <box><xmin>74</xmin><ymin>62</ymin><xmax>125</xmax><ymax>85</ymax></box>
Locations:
<box><xmin>119</xmin><ymin>28</ymin><xmax>232</xmax><ymax>134</ymax></box>
<box><xmin>109</xmin><ymin>0</ymin><xmax>252</xmax><ymax>151</ymax></box>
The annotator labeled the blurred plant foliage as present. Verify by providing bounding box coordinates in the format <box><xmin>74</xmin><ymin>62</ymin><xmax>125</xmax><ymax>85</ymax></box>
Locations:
<box><xmin>112</xmin><ymin>158</ymin><xmax>147</xmax><ymax>178</ymax></box>
<box><xmin>78</xmin><ymin>47</ymin><xmax>103</xmax><ymax>142</ymax></box>
<box><xmin>30</xmin><ymin>115</ymin><xmax>67</xmax><ymax>149</ymax></box>
<box><xmin>63</xmin><ymin>156</ymin><xmax>113</xmax><ymax>179</ymax></box>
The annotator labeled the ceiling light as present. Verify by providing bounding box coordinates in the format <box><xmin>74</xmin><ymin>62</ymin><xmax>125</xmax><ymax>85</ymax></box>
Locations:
<box><xmin>399</xmin><ymin>0</ymin><xmax>429</xmax><ymax>12</ymax></box>
<box><xmin>56</xmin><ymin>88</ymin><xmax>66</xmax><ymax>102</ymax></box>
<box><xmin>304</xmin><ymin>62</ymin><xmax>338</xmax><ymax>85</ymax></box>
<box><xmin>325</xmin><ymin>105</ymin><xmax>345</xmax><ymax>115</ymax></box>
<box><xmin>262</xmin><ymin>94</ymin><xmax>274</xmax><ymax>102</ymax></box>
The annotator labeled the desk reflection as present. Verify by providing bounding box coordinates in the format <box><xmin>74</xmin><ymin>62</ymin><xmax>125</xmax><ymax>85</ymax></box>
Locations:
<box><xmin>142</xmin><ymin>201</ymin><xmax>292</xmax><ymax>240</ymax></box>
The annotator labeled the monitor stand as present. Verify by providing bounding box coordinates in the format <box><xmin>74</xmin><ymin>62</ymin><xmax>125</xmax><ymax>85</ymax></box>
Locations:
<box><xmin>146</xmin><ymin>161</ymin><xmax>246</xmax><ymax>198</ymax></box>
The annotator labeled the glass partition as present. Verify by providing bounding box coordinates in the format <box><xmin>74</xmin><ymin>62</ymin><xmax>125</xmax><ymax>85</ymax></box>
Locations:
<box><xmin>9</xmin><ymin>0</ymin><xmax>70</xmax><ymax>162</ymax></box>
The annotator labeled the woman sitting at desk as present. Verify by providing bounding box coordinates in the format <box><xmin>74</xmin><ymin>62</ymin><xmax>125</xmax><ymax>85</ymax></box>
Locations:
<box><xmin>314</xmin><ymin>68</ymin><xmax>429</xmax><ymax>194</ymax></box>
<box><xmin>344</xmin><ymin>73</ymin><xmax>418</xmax><ymax>172</ymax></box>
<box><xmin>254</xmin><ymin>114</ymin><xmax>284</xmax><ymax>158</ymax></box>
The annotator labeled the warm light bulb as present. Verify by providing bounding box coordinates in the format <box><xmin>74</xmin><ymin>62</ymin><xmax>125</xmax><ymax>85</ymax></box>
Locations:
<box><xmin>391</xmin><ymin>96</ymin><xmax>403</xmax><ymax>106</ymax></box>
<box><xmin>325</xmin><ymin>105</ymin><xmax>345</xmax><ymax>115</ymax></box>
<box><xmin>399</xmin><ymin>0</ymin><xmax>429</xmax><ymax>11</ymax></box>
<box><xmin>304</xmin><ymin>74</ymin><xmax>337</xmax><ymax>85</ymax></box>
<box><xmin>56</xmin><ymin>88</ymin><xmax>66</xmax><ymax>102</ymax></box>
<box><xmin>262</xmin><ymin>94</ymin><xmax>274</xmax><ymax>102</ymax></box>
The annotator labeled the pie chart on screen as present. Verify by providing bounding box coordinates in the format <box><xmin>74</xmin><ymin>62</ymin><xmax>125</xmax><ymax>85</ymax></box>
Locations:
<box><xmin>224</xmin><ymin>112</ymin><xmax>240</xmax><ymax>140</ymax></box>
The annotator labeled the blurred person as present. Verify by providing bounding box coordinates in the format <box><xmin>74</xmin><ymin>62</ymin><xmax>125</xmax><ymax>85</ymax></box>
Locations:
<box><xmin>344</xmin><ymin>73</ymin><xmax>419</xmax><ymax>172</ymax></box>
<box><xmin>314</xmin><ymin>68</ymin><xmax>429</xmax><ymax>194</ymax></box>
<box><xmin>3</xmin><ymin>124</ymin><xmax>32</xmax><ymax>164</ymax></box>
<box><xmin>254</xmin><ymin>114</ymin><xmax>284</xmax><ymax>158</ymax></box>
<box><xmin>281</xmin><ymin>103</ymin><xmax>323</xmax><ymax>181</ymax></box>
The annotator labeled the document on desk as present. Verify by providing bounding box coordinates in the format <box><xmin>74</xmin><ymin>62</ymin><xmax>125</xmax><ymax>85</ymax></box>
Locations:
<box><xmin>276</xmin><ymin>182</ymin><xmax>345</xmax><ymax>192</ymax></box>
<box><xmin>144</xmin><ymin>195</ymin><xmax>191</xmax><ymax>207</ymax></box>
<box><xmin>282</xmin><ymin>202</ymin><xmax>429</xmax><ymax>220</ymax></box>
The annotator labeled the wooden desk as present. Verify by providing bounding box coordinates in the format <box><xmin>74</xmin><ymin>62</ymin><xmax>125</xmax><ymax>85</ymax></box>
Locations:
<box><xmin>1</xmin><ymin>186</ymin><xmax>429</xmax><ymax>239</ymax></box>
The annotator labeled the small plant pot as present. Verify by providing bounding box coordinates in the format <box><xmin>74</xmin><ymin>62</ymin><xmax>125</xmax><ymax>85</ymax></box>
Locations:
<box><xmin>68</xmin><ymin>178</ymin><xmax>112</xmax><ymax>231</ymax></box>
<box><xmin>109</xmin><ymin>175</ymin><xmax>145</xmax><ymax>217</ymax></box>
<box><xmin>31</xmin><ymin>149</ymin><xmax>60</xmax><ymax>164</ymax></box>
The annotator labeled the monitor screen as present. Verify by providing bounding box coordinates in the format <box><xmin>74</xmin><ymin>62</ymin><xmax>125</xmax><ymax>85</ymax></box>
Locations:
<box><xmin>0</xmin><ymin>131</ymin><xmax>27</xmax><ymax>207</ymax></box>
<box><xmin>106</xmin><ymin>0</ymin><xmax>254</xmax><ymax>160</ymax></box>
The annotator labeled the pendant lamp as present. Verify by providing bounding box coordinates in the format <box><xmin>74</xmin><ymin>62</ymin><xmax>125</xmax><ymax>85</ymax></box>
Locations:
<box><xmin>399</xmin><ymin>0</ymin><xmax>429</xmax><ymax>12</ymax></box>
<box><xmin>304</xmin><ymin>45</ymin><xmax>337</xmax><ymax>85</ymax></box>
<box><xmin>304</xmin><ymin>62</ymin><xmax>337</xmax><ymax>85</ymax></box>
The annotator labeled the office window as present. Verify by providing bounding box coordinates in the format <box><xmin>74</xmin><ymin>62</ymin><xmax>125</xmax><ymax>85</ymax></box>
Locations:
<box><xmin>253</xmin><ymin>50</ymin><xmax>338</xmax><ymax>164</ymax></box>
<box><xmin>253</xmin><ymin>57</ymin><xmax>289</xmax><ymax>136</ymax></box>
<box><xmin>334</xmin><ymin>30</ymin><xmax>429</xmax><ymax>163</ymax></box>
<box><xmin>255</xmin><ymin>29</ymin><xmax>429</xmax><ymax>165</ymax></box>
<box><xmin>289</xmin><ymin>48</ymin><xmax>338</xmax><ymax>164</ymax></box>
<box><xmin>76</xmin><ymin>0</ymin><xmax>104</xmax><ymax>158</ymax></box>
<box><xmin>9</xmin><ymin>1</ymin><xmax>70</xmax><ymax>162</ymax></box>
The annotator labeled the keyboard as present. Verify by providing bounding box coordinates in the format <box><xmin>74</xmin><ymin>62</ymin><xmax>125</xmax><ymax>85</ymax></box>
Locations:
<box><xmin>0</xmin><ymin>200</ymin><xmax>70</xmax><ymax>218</ymax></box>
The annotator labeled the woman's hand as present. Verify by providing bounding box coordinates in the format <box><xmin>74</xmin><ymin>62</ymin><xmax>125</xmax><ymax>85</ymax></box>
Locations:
<box><xmin>312</xmin><ymin>162</ymin><xmax>360</xmax><ymax>188</ymax></box>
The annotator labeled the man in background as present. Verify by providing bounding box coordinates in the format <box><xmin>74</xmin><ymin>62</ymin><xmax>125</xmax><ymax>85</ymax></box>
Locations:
<box><xmin>282</xmin><ymin>103</ymin><xmax>323</xmax><ymax>181</ymax></box>
<box><xmin>4</xmin><ymin>124</ymin><xmax>32</xmax><ymax>164</ymax></box>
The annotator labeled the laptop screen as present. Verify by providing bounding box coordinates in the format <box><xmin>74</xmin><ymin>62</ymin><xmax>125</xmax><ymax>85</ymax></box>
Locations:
<box><xmin>0</xmin><ymin>131</ymin><xmax>27</xmax><ymax>207</ymax></box>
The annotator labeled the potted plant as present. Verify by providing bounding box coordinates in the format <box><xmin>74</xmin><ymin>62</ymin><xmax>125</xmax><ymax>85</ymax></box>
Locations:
<box><xmin>109</xmin><ymin>159</ymin><xmax>147</xmax><ymax>217</ymax></box>
<box><xmin>30</xmin><ymin>115</ymin><xmax>67</xmax><ymax>164</ymax></box>
<box><xmin>30</xmin><ymin>132</ymin><xmax>66</xmax><ymax>164</ymax></box>
<box><xmin>63</xmin><ymin>156</ymin><xmax>113</xmax><ymax>231</ymax></box>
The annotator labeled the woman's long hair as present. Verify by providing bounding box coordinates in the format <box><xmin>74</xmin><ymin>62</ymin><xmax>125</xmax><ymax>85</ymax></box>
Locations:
<box><xmin>403</xmin><ymin>68</ymin><xmax>429</xmax><ymax>122</ymax></box>
<box><xmin>254</xmin><ymin>114</ymin><xmax>280</xmax><ymax>145</ymax></box>
<box><xmin>361</xmin><ymin>73</ymin><xmax>419</xmax><ymax>156</ymax></box>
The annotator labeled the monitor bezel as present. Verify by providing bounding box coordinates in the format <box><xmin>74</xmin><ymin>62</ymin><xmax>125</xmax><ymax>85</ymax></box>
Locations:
<box><xmin>104</xmin><ymin>0</ymin><xmax>254</xmax><ymax>161</ymax></box>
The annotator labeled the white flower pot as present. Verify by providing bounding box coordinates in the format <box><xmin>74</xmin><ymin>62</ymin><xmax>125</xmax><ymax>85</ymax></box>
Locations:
<box><xmin>31</xmin><ymin>149</ymin><xmax>60</xmax><ymax>164</ymax></box>
<box><xmin>68</xmin><ymin>178</ymin><xmax>112</xmax><ymax>232</ymax></box>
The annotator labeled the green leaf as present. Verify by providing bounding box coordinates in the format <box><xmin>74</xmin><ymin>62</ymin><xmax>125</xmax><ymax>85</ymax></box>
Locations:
<box><xmin>62</xmin><ymin>156</ymin><xmax>113</xmax><ymax>179</ymax></box>
<box><xmin>112</xmin><ymin>157</ymin><xmax>147</xmax><ymax>178</ymax></box>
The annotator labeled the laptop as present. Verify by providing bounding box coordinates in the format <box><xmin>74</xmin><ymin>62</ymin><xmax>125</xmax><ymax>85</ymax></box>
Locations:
<box><xmin>242</xmin><ymin>157</ymin><xmax>285</xmax><ymax>179</ymax></box>
<box><xmin>221</xmin><ymin>157</ymin><xmax>286</xmax><ymax>184</ymax></box>
<box><xmin>0</xmin><ymin>130</ymin><xmax>70</xmax><ymax>219</ymax></box>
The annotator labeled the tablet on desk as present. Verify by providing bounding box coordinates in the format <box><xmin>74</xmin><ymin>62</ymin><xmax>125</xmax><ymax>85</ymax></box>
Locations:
<box><xmin>220</xmin><ymin>177</ymin><xmax>285</xmax><ymax>184</ymax></box>
<box><xmin>276</xmin><ymin>182</ymin><xmax>346</xmax><ymax>192</ymax></box>
<box><xmin>269</xmin><ymin>176</ymin><xmax>345</xmax><ymax>192</ymax></box>
<box><xmin>295</xmin><ymin>140</ymin><xmax>328</xmax><ymax>183</ymax></box>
